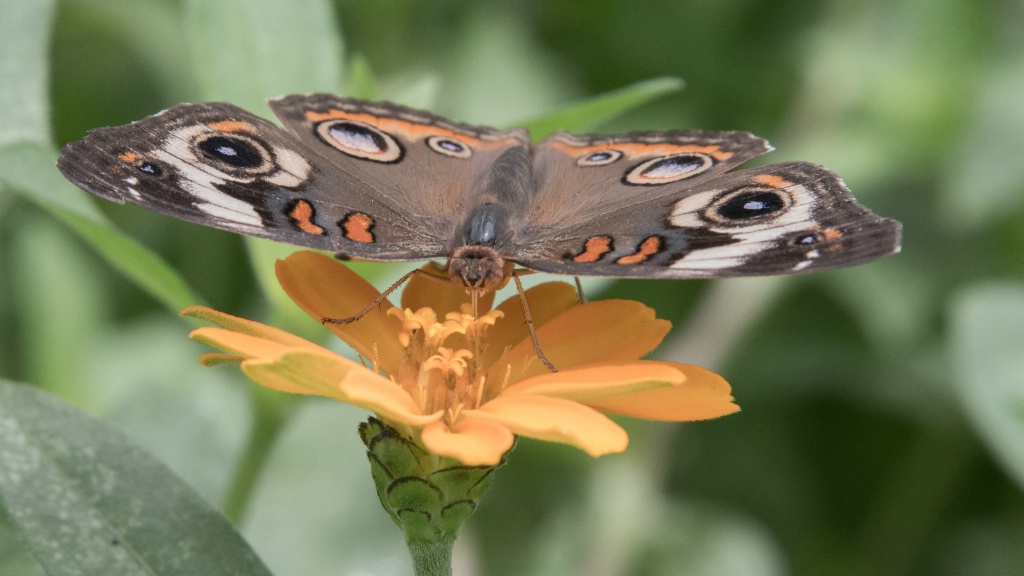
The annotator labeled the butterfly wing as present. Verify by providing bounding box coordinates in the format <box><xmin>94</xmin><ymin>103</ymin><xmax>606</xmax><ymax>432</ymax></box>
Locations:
<box><xmin>59</xmin><ymin>99</ymin><xmax>901</xmax><ymax>276</ymax></box>
<box><xmin>58</xmin><ymin>98</ymin><xmax>530</xmax><ymax>261</ymax></box>
<box><xmin>514</xmin><ymin>131</ymin><xmax>901</xmax><ymax>277</ymax></box>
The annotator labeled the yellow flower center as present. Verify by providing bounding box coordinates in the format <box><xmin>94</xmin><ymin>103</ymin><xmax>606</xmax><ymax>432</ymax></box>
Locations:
<box><xmin>387</xmin><ymin>306</ymin><xmax>505</xmax><ymax>427</ymax></box>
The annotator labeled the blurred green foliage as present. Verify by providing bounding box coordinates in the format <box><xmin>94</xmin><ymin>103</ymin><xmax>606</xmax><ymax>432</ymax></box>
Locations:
<box><xmin>1</xmin><ymin>0</ymin><xmax>1023</xmax><ymax>575</ymax></box>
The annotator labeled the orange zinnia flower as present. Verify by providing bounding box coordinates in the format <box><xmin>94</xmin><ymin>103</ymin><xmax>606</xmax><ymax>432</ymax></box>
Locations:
<box><xmin>185</xmin><ymin>251</ymin><xmax>739</xmax><ymax>466</ymax></box>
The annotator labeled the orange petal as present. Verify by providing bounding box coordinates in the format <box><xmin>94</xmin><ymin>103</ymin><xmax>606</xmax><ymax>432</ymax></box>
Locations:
<box><xmin>489</xmin><ymin>299</ymin><xmax>671</xmax><ymax>383</ymax></box>
<box><xmin>190</xmin><ymin>327</ymin><xmax>293</xmax><ymax>359</ymax></box>
<box><xmin>276</xmin><ymin>251</ymin><xmax>404</xmax><ymax>374</ymax></box>
<box><xmin>198</xmin><ymin>353</ymin><xmax>243</xmax><ymax>366</ymax></box>
<box><xmin>503</xmin><ymin>362</ymin><xmax>684</xmax><ymax>401</ymax></box>
<box><xmin>401</xmin><ymin>261</ymin><xmax>495</xmax><ymax>317</ymax></box>
<box><xmin>240</xmin><ymin>348</ymin><xmax>365</xmax><ymax>398</ymax></box>
<box><xmin>337</xmin><ymin>370</ymin><xmax>441</xmax><ymax>427</ymax></box>
<box><xmin>483</xmin><ymin>282</ymin><xmax>580</xmax><ymax>366</ymax></box>
<box><xmin>182</xmin><ymin>305</ymin><xmax>327</xmax><ymax>351</ymax></box>
<box><xmin>473</xmin><ymin>395</ymin><xmax>628</xmax><ymax>457</ymax></box>
<box><xmin>420</xmin><ymin>415</ymin><xmax>514</xmax><ymax>466</ymax></box>
<box><xmin>241</xmin><ymin>349</ymin><xmax>441</xmax><ymax>427</ymax></box>
<box><xmin>584</xmin><ymin>363</ymin><xmax>740</xmax><ymax>421</ymax></box>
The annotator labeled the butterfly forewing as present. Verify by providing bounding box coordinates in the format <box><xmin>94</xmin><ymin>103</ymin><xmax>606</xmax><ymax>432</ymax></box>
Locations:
<box><xmin>58</xmin><ymin>102</ymin><xmax>453</xmax><ymax>260</ymax></box>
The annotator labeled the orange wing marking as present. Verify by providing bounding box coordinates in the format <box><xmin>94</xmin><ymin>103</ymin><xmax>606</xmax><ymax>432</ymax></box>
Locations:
<box><xmin>288</xmin><ymin>200</ymin><xmax>326</xmax><ymax>235</ymax></box>
<box><xmin>341</xmin><ymin>212</ymin><xmax>375</xmax><ymax>243</ymax></box>
<box><xmin>208</xmin><ymin>120</ymin><xmax>255</xmax><ymax>133</ymax></box>
<box><xmin>752</xmin><ymin>174</ymin><xmax>792</xmax><ymax>189</ymax></box>
<box><xmin>549</xmin><ymin>140</ymin><xmax>734</xmax><ymax>162</ymax></box>
<box><xmin>572</xmin><ymin>236</ymin><xmax>613</xmax><ymax>263</ymax></box>
<box><xmin>304</xmin><ymin>109</ymin><xmax>519</xmax><ymax>148</ymax></box>
<box><xmin>615</xmin><ymin>236</ymin><xmax>664</xmax><ymax>265</ymax></box>
<box><xmin>822</xmin><ymin>228</ymin><xmax>845</xmax><ymax>252</ymax></box>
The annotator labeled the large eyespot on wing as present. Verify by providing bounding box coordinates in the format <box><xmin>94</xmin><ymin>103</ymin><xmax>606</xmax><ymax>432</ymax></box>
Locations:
<box><xmin>159</xmin><ymin>117</ymin><xmax>314</xmax><ymax>189</ymax></box>
<box><xmin>669</xmin><ymin>172</ymin><xmax>809</xmax><ymax>230</ymax></box>
<box><xmin>665</xmin><ymin>163</ymin><xmax>902</xmax><ymax>276</ymax></box>
<box><xmin>703</xmin><ymin>185</ymin><xmax>793</xmax><ymax>225</ymax></box>
<box><xmin>195</xmin><ymin>132</ymin><xmax>272</xmax><ymax>172</ymax></box>
<box><xmin>313</xmin><ymin>119</ymin><xmax>404</xmax><ymax>163</ymax></box>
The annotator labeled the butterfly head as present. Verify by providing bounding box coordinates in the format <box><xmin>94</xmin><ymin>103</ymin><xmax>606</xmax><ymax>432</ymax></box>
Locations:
<box><xmin>448</xmin><ymin>245</ymin><xmax>510</xmax><ymax>291</ymax></box>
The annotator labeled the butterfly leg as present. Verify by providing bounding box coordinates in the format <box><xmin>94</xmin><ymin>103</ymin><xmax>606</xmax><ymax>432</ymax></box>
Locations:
<box><xmin>573</xmin><ymin>276</ymin><xmax>586</xmax><ymax>304</ymax></box>
<box><xmin>320</xmin><ymin>268</ymin><xmax>428</xmax><ymax>325</ymax></box>
<box><xmin>512</xmin><ymin>271</ymin><xmax>558</xmax><ymax>373</ymax></box>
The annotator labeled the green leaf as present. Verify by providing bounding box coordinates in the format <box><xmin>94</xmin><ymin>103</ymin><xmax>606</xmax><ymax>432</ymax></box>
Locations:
<box><xmin>241</xmin><ymin>402</ymin><xmax>411</xmax><ymax>575</ymax></box>
<box><xmin>0</xmin><ymin>379</ymin><xmax>274</xmax><ymax>576</ymax></box>
<box><xmin>0</xmin><ymin>0</ymin><xmax>55</xmax><ymax>146</ymax></box>
<box><xmin>0</xmin><ymin>141</ymin><xmax>106</xmax><ymax>220</ymax></box>
<box><xmin>441</xmin><ymin>9</ymin><xmax>573</xmax><ymax>125</ymax></box>
<box><xmin>10</xmin><ymin>215</ymin><xmax>107</xmax><ymax>401</ymax></box>
<box><xmin>1</xmin><ymin>509</ymin><xmax>46</xmax><ymax>576</ymax></box>
<box><xmin>345</xmin><ymin>54</ymin><xmax>379</xmax><ymax>100</ymax></box>
<box><xmin>819</xmin><ymin>259</ymin><xmax>935</xmax><ymax>353</ymax></box>
<box><xmin>60</xmin><ymin>208</ymin><xmax>202</xmax><ymax>312</ymax></box>
<box><xmin>184</xmin><ymin>0</ymin><xmax>344</xmax><ymax>114</ymax></box>
<box><xmin>939</xmin><ymin>61</ymin><xmax>1024</xmax><ymax>230</ymax></box>
<box><xmin>0</xmin><ymin>142</ymin><xmax>202</xmax><ymax>312</ymax></box>
<box><xmin>60</xmin><ymin>0</ymin><xmax>197</xmax><ymax>104</ymax></box>
<box><xmin>950</xmin><ymin>283</ymin><xmax>1024</xmax><ymax>490</ymax></box>
<box><xmin>385</xmin><ymin>71</ymin><xmax>442</xmax><ymax>110</ymax></box>
<box><xmin>515</xmin><ymin>77</ymin><xmax>685</xmax><ymax>140</ymax></box>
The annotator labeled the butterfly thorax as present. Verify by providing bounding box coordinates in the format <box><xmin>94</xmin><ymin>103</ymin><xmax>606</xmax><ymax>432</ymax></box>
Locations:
<box><xmin>450</xmin><ymin>201</ymin><xmax>515</xmax><ymax>289</ymax></box>
<box><xmin>448</xmin><ymin>146</ymin><xmax>532</xmax><ymax>290</ymax></box>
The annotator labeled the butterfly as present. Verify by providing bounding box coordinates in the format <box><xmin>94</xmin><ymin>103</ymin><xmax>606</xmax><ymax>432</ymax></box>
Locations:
<box><xmin>57</xmin><ymin>94</ymin><xmax>901</xmax><ymax>293</ymax></box>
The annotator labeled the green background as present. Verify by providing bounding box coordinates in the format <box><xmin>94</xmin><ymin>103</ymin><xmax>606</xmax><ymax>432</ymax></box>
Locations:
<box><xmin>2</xmin><ymin>0</ymin><xmax>1023</xmax><ymax>575</ymax></box>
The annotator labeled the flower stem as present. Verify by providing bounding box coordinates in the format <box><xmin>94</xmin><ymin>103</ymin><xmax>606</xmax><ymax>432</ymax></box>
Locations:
<box><xmin>408</xmin><ymin>537</ymin><xmax>455</xmax><ymax>576</ymax></box>
<box><xmin>221</xmin><ymin>386</ymin><xmax>298</xmax><ymax>524</ymax></box>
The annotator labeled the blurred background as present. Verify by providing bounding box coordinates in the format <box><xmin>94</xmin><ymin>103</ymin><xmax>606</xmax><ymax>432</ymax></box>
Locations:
<box><xmin>2</xmin><ymin>0</ymin><xmax>1023</xmax><ymax>575</ymax></box>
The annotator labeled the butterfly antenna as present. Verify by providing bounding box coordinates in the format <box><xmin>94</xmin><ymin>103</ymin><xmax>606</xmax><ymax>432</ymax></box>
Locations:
<box><xmin>512</xmin><ymin>271</ymin><xmax>557</xmax><ymax>372</ymax></box>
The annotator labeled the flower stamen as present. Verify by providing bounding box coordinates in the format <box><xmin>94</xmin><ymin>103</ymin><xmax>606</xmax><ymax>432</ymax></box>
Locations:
<box><xmin>387</xmin><ymin>307</ymin><xmax>514</xmax><ymax>429</ymax></box>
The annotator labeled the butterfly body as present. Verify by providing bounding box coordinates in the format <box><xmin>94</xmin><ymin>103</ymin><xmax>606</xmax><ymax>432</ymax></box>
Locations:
<box><xmin>57</xmin><ymin>95</ymin><xmax>901</xmax><ymax>290</ymax></box>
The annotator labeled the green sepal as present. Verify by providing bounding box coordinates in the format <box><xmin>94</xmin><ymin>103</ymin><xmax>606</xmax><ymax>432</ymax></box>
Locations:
<box><xmin>358</xmin><ymin>417</ymin><xmax>509</xmax><ymax>545</ymax></box>
<box><xmin>438</xmin><ymin>501</ymin><xmax>477</xmax><ymax>536</ymax></box>
<box><xmin>389</xmin><ymin>477</ymin><xmax>445</xmax><ymax>512</ymax></box>
<box><xmin>429</xmin><ymin>465</ymin><xmax>497</xmax><ymax>501</ymax></box>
